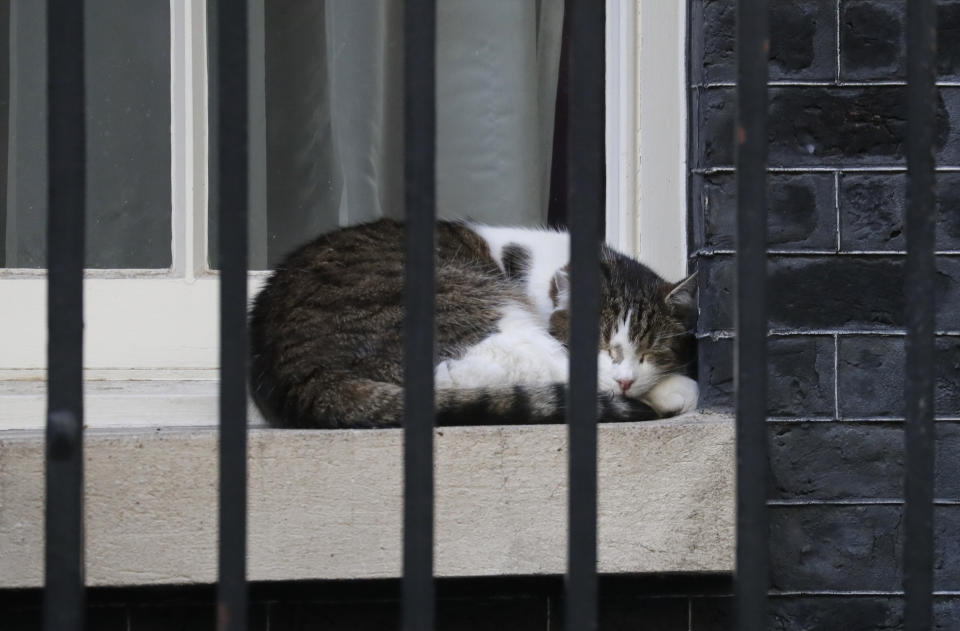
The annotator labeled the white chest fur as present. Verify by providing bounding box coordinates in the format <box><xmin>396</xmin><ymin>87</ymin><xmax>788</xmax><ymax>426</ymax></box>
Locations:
<box><xmin>470</xmin><ymin>224</ymin><xmax>569</xmax><ymax>325</ymax></box>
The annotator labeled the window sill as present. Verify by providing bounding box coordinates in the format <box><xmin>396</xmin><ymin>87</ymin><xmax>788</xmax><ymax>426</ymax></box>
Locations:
<box><xmin>0</xmin><ymin>413</ymin><xmax>734</xmax><ymax>588</ymax></box>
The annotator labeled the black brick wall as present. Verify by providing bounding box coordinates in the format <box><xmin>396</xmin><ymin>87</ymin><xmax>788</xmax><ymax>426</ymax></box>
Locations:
<box><xmin>691</xmin><ymin>0</ymin><xmax>960</xmax><ymax>627</ymax></box>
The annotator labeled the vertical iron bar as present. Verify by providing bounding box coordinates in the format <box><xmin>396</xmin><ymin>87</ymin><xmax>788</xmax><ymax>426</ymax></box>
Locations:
<box><xmin>565</xmin><ymin>1</ymin><xmax>603</xmax><ymax>629</ymax></box>
<box><xmin>216</xmin><ymin>1</ymin><xmax>249</xmax><ymax>630</ymax></box>
<box><xmin>904</xmin><ymin>1</ymin><xmax>937</xmax><ymax>629</ymax></box>
<box><xmin>45</xmin><ymin>1</ymin><xmax>86</xmax><ymax>630</ymax></box>
<box><xmin>734</xmin><ymin>1</ymin><xmax>769</xmax><ymax>630</ymax></box>
<box><xmin>402</xmin><ymin>1</ymin><xmax>436</xmax><ymax>630</ymax></box>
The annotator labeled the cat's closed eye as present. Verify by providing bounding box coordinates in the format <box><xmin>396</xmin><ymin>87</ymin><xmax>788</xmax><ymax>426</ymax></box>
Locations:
<box><xmin>609</xmin><ymin>345</ymin><xmax>624</xmax><ymax>363</ymax></box>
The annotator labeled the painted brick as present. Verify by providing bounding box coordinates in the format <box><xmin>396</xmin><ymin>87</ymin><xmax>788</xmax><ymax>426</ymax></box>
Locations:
<box><xmin>692</xmin><ymin>0</ymin><xmax>837</xmax><ymax>84</ymax></box>
<box><xmin>769</xmin><ymin>597</ymin><xmax>903</xmax><ymax>631</ymax></box>
<box><xmin>697</xmin><ymin>336</ymin><xmax>835</xmax><ymax>417</ymax></box>
<box><xmin>695</xmin><ymin>86</ymin><xmax>958</xmax><ymax>169</ymax></box>
<box><xmin>768</xmin><ymin>422</ymin><xmax>960</xmax><ymax>500</ymax></box>
<box><xmin>696</xmin><ymin>258</ymin><xmax>736</xmax><ymax>334</ymax></box>
<box><xmin>937</xmin><ymin>599</ymin><xmax>960</xmax><ymax>630</ymax></box>
<box><xmin>691</xmin><ymin>597</ymin><xmax>960</xmax><ymax>631</ymax></box>
<box><xmin>697</xmin><ymin>255</ymin><xmax>960</xmax><ymax>332</ymax></box>
<box><xmin>937</xmin><ymin>508</ymin><xmax>960</xmax><ymax>589</ymax></box>
<box><xmin>840</xmin><ymin>0</ymin><xmax>904</xmax><ymax>81</ymax></box>
<box><xmin>769</xmin><ymin>423</ymin><xmax>903</xmax><ymax>500</ymax></box>
<box><xmin>934</xmin><ymin>520</ymin><xmax>960</xmax><ymax>597</ymax></box>
<box><xmin>583</xmin><ymin>594</ymin><xmax>960</xmax><ymax>631</ymax></box>
<box><xmin>839</xmin><ymin>172</ymin><xmax>960</xmax><ymax>251</ymax></box>
<box><xmin>770</xmin><ymin>506</ymin><xmax>960</xmax><ymax>591</ymax></box>
<box><xmin>692</xmin><ymin>173</ymin><xmax>837</xmax><ymax>251</ymax></box>
<box><xmin>938</xmin><ymin>423</ymin><xmax>960</xmax><ymax>497</ymax></box>
<box><xmin>770</xmin><ymin>506</ymin><xmax>903</xmax><ymax>591</ymax></box>
<box><xmin>840</xmin><ymin>0</ymin><xmax>960</xmax><ymax>81</ymax></box>
<box><xmin>768</xmin><ymin>598</ymin><xmax>960</xmax><ymax>630</ymax></box>
<box><xmin>837</xmin><ymin>336</ymin><xmax>960</xmax><ymax>417</ymax></box>
<box><xmin>770</xmin><ymin>507</ymin><xmax>960</xmax><ymax>591</ymax></box>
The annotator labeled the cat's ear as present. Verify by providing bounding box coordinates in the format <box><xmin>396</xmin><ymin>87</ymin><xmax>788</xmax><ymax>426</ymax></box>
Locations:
<box><xmin>664</xmin><ymin>272</ymin><xmax>698</xmax><ymax>313</ymax></box>
<box><xmin>550</xmin><ymin>266</ymin><xmax>570</xmax><ymax>310</ymax></box>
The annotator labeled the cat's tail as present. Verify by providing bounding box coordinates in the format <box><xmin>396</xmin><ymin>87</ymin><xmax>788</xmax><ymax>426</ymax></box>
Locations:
<box><xmin>254</xmin><ymin>377</ymin><xmax>660</xmax><ymax>428</ymax></box>
<box><xmin>434</xmin><ymin>383</ymin><xmax>660</xmax><ymax>426</ymax></box>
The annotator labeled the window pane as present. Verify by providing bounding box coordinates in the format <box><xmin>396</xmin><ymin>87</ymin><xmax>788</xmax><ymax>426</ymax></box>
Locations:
<box><xmin>209</xmin><ymin>0</ymin><xmax>564</xmax><ymax>271</ymax></box>
<box><xmin>208</xmin><ymin>0</ymin><xmax>340</xmax><ymax>271</ymax></box>
<box><xmin>1</xmin><ymin>0</ymin><xmax>171</xmax><ymax>269</ymax></box>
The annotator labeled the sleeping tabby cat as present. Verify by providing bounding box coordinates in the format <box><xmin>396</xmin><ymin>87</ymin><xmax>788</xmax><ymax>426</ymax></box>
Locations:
<box><xmin>249</xmin><ymin>219</ymin><xmax>699</xmax><ymax>428</ymax></box>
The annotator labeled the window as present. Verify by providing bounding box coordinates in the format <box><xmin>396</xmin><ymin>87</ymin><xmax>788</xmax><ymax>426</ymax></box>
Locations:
<box><xmin>626</xmin><ymin>0</ymin><xmax>688</xmax><ymax>280</ymax></box>
<box><xmin>0</xmin><ymin>0</ymin><xmax>688</xmax><ymax>429</ymax></box>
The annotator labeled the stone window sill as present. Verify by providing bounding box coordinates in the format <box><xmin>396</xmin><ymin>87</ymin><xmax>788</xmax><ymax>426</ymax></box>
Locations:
<box><xmin>0</xmin><ymin>413</ymin><xmax>734</xmax><ymax>588</ymax></box>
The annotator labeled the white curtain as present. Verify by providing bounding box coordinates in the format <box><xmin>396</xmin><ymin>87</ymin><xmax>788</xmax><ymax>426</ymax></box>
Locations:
<box><xmin>257</xmin><ymin>0</ymin><xmax>565</xmax><ymax>267</ymax></box>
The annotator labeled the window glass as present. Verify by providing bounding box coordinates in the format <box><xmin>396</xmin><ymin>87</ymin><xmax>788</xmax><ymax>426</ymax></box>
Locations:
<box><xmin>0</xmin><ymin>0</ymin><xmax>171</xmax><ymax>269</ymax></box>
<box><xmin>209</xmin><ymin>0</ymin><xmax>565</xmax><ymax>271</ymax></box>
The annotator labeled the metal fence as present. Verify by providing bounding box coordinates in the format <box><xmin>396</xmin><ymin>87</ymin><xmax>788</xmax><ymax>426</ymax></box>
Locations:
<box><xmin>42</xmin><ymin>1</ymin><xmax>939</xmax><ymax>630</ymax></box>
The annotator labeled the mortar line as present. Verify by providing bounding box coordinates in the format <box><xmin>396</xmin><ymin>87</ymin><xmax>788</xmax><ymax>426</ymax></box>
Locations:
<box><xmin>693</xmin><ymin>166</ymin><xmax>960</xmax><ymax>174</ymax></box>
<box><xmin>770</xmin><ymin>590</ymin><xmax>960</xmax><ymax>597</ymax></box>
<box><xmin>834</xmin><ymin>334</ymin><xmax>840</xmax><ymax>420</ymax></box>
<box><xmin>835</xmin><ymin>0</ymin><xmax>841</xmax><ymax>84</ymax></box>
<box><xmin>761</xmin><ymin>417</ymin><xmax>960</xmax><ymax>423</ymax></box>
<box><xmin>692</xmin><ymin>249</ymin><xmax>960</xmax><ymax>256</ymax></box>
<box><xmin>697</xmin><ymin>329</ymin><xmax>960</xmax><ymax>338</ymax></box>
<box><xmin>834</xmin><ymin>170</ymin><xmax>842</xmax><ymax>252</ymax></box>
<box><xmin>698</xmin><ymin>80</ymin><xmax>960</xmax><ymax>87</ymax></box>
<box><xmin>768</xmin><ymin>499</ymin><xmax>960</xmax><ymax>507</ymax></box>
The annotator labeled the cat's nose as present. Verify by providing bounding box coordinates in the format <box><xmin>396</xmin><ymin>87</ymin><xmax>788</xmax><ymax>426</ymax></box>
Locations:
<box><xmin>617</xmin><ymin>379</ymin><xmax>635</xmax><ymax>393</ymax></box>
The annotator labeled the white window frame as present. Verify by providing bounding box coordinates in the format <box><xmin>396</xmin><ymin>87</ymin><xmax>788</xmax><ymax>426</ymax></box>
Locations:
<box><xmin>0</xmin><ymin>0</ymin><xmax>688</xmax><ymax>428</ymax></box>
<box><xmin>606</xmin><ymin>0</ymin><xmax>688</xmax><ymax>281</ymax></box>
<box><xmin>0</xmin><ymin>1</ymin><xmax>263</xmax><ymax>377</ymax></box>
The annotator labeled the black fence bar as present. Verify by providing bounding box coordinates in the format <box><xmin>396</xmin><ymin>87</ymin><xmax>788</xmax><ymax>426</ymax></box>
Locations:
<box><xmin>903</xmin><ymin>1</ymin><xmax>938</xmax><ymax>629</ymax></box>
<box><xmin>734</xmin><ymin>1</ymin><xmax>769</xmax><ymax>629</ymax></box>
<box><xmin>565</xmin><ymin>1</ymin><xmax>604</xmax><ymax>629</ymax></box>
<box><xmin>402</xmin><ymin>2</ymin><xmax>437</xmax><ymax>631</ymax></box>
<box><xmin>216</xmin><ymin>0</ymin><xmax>249</xmax><ymax>630</ymax></box>
<box><xmin>45</xmin><ymin>1</ymin><xmax>86</xmax><ymax>630</ymax></box>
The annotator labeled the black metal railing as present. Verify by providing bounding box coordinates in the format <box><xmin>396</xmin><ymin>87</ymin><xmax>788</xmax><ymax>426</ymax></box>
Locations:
<box><xmin>45</xmin><ymin>1</ymin><xmax>86</xmax><ymax>630</ymax></box>
<box><xmin>41</xmin><ymin>1</ymin><xmax>940</xmax><ymax>630</ymax></box>
<box><xmin>402</xmin><ymin>1</ymin><xmax>437</xmax><ymax>630</ymax></box>
<box><xmin>733</xmin><ymin>2</ymin><xmax>769</xmax><ymax>630</ymax></box>
<box><xmin>215</xmin><ymin>1</ymin><xmax>250</xmax><ymax>631</ymax></box>
<box><xmin>903</xmin><ymin>2</ymin><xmax>938</xmax><ymax>630</ymax></box>
<box><xmin>565</xmin><ymin>2</ymin><xmax>604</xmax><ymax>630</ymax></box>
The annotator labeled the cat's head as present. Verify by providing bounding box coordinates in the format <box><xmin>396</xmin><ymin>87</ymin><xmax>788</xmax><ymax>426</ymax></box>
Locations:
<box><xmin>548</xmin><ymin>247</ymin><xmax>697</xmax><ymax>399</ymax></box>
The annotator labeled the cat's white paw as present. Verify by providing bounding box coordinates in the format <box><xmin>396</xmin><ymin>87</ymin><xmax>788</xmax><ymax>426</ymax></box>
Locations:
<box><xmin>643</xmin><ymin>374</ymin><xmax>699</xmax><ymax>417</ymax></box>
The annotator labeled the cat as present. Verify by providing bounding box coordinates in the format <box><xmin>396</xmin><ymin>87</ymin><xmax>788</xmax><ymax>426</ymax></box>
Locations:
<box><xmin>248</xmin><ymin>219</ymin><xmax>699</xmax><ymax>428</ymax></box>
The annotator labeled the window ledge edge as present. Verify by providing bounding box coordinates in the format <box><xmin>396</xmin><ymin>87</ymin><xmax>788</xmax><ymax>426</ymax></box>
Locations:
<box><xmin>0</xmin><ymin>413</ymin><xmax>734</xmax><ymax>587</ymax></box>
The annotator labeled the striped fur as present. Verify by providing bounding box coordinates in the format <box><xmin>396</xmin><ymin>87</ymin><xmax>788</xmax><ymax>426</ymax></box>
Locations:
<box><xmin>249</xmin><ymin>219</ymin><xmax>695</xmax><ymax>428</ymax></box>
